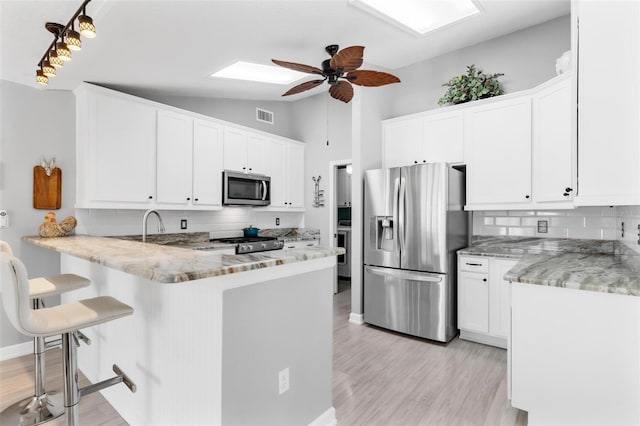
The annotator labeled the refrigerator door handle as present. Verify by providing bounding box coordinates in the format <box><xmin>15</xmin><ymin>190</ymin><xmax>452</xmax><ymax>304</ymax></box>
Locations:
<box><xmin>365</xmin><ymin>266</ymin><xmax>443</xmax><ymax>283</ymax></box>
<box><xmin>393</xmin><ymin>177</ymin><xmax>400</xmax><ymax>252</ymax></box>
<box><xmin>398</xmin><ymin>177</ymin><xmax>407</xmax><ymax>253</ymax></box>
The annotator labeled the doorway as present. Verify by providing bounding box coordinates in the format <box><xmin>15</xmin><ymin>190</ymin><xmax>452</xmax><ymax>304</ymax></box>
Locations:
<box><xmin>329</xmin><ymin>160</ymin><xmax>352</xmax><ymax>296</ymax></box>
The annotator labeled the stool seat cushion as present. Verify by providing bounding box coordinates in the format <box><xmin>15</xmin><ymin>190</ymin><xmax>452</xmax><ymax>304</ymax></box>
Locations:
<box><xmin>28</xmin><ymin>296</ymin><xmax>134</xmax><ymax>337</ymax></box>
<box><xmin>29</xmin><ymin>274</ymin><xmax>91</xmax><ymax>299</ymax></box>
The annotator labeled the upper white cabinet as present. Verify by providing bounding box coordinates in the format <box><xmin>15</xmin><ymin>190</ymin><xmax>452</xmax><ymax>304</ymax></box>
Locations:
<box><xmin>77</xmin><ymin>91</ymin><xmax>156</xmax><ymax>207</ymax></box>
<box><xmin>382</xmin><ymin>110</ymin><xmax>464</xmax><ymax>168</ymax></box>
<box><xmin>575</xmin><ymin>0</ymin><xmax>640</xmax><ymax>206</ymax></box>
<box><xmin>336</xmin><ymin>167</ymin><xmax>352</xmax><ymax>207</ymax></box>
<box><xmin>75</xmin><ymin>83</ymin><xmax>305</xmax><ymax>211</ymax></box>
<box><xmin>464</xmin><ymin>95</ymin><xmax>532</xmax><ymax>207</ymax></box>
<box><xmin>156</xmin><ymin>110</ymin><xmax>194</xmax><ymax>205</ymax></box>
<box><xmin>192</xmin><ymin>120</ymin><xmax>224</xmax><ymax>207</ymax></box>
<box><xmin>532</xmin><ymin>75</ymin><xmax>575</xmax><ymax>204</ymax></box>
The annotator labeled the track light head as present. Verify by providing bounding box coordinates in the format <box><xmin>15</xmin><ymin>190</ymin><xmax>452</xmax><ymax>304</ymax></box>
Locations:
<box><xmin>78</xmin><ymin>14</ymin><xmax>96</xmax><ymax>38</ymax></box>
<box><xmin>56</xmin><ymin>41</ymin><xmax>72</xmax><ymax>61</ymax></box>
<box><xmin>49</xmin><ymin>50</ymin><xmax>64</xmax><ymax>68</ymax></box>
<box><xmin>36</xmin><ymin>69</ymin><xmax>49</xmax><ymax>85</ymax></box>
<box><xmin>42</xmin><ymin>60</ymin><xmax>56</xmax><ymax>77</ymax></box>
<box><xmin>66</xmin><ymin>29</ymin><xmax>82</xmax><ymax>51</ymax></box>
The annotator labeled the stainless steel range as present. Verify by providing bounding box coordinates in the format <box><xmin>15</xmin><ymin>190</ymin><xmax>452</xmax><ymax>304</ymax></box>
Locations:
<box><xmin>213</xmin><ymin>236</ymin><xmax>284</xmax><ymax>254</ymax></box>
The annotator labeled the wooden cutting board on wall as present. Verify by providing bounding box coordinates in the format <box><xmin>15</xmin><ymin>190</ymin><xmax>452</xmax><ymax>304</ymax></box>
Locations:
<box><xmin>33</xmin><ymin>166</ymin><xmax>61</xmax><ymax>209</ymax></box>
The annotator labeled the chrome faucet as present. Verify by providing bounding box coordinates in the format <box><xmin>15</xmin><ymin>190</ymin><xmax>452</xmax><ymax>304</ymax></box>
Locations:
<box><xmin>142</xmin><ymin>209</ymin><xmax>166</xmax><ymax>243</ymax></box>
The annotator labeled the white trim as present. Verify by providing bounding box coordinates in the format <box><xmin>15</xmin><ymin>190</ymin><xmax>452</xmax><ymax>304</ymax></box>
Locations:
<box><xmin>0</xmin><ymin>341</ymin><xmax>32</xmax><ymax>361</ymax></box>
<box><xmin>348</xmin><ymin>312</ymin><xmax>364</xmax><ymax>325</ymax></box>
<box><xmin>459</xmin><ymin>330</ymin><xmax>507</xmax><ymax>349</ymax></box>
<box><xmin>308</xmin><ymin>407</ymin><xmax>337</xmax><ymax>426</ymax></box>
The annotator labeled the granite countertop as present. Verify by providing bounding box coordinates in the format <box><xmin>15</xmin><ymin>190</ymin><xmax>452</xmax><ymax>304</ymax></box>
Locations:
<box><xmin>23</xmin><ymin>235</ymin><xmax>343</xmax><ymax>284</ymax></box>
<box><xmin>459</xmin><ymin>236</ymin><xmax>640</xmax><ymax>297</ymax></box>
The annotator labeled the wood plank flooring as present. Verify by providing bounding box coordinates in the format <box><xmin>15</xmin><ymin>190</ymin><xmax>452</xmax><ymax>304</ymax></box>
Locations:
<box><xmin>1</xmin><ymin>281</ymin><xmax>527</xmax><ymax>425</ymax></box>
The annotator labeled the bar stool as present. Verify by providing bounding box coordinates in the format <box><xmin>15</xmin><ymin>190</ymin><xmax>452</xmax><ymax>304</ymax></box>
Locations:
<box><xmin>0</xmin><ymin>253</ymin><xmax>136</xmax><ymax>426</ymax></box>
<box><xmin>0</xmin><ymin>241</ymin><xmax>91</xmax><ymax>425</ymax></box>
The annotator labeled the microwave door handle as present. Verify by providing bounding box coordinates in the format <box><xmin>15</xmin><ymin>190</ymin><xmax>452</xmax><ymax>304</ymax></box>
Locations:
<box><xmin>261</xmin><ymin>181</ymin><xmax>268</xmax><ymax>201</ymax></box>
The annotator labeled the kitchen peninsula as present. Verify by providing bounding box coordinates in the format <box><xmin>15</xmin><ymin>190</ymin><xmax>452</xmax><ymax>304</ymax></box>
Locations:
<box><xmin>24</xmin><ymin>235</ymin><xmax>343</xmax><ymax>426</ymax></box>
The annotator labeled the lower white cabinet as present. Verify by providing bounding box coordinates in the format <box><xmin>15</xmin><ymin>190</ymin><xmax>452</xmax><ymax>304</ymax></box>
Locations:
<box><xmin>282</xmin><ymin>240</ymin><xmax>319</xmax><ymax>250</ymax></box>
<box><xmin>458</xmin><ymin>255</ymin><xmax>518</xmax><ymax>348</ymax></box>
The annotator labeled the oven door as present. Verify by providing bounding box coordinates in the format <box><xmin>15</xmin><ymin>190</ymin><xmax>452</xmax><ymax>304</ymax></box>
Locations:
<box><xmin>223</xmin><ymin>170</ymin><xmax>270</xmax><ymax>206</ymax></box>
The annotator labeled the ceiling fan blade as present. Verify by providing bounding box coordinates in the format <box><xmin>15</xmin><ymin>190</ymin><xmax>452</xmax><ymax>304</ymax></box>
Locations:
<box><xmin>346</xmin><ymin>70</ymin><xmax>401</xmax><ymax>87</ymax></box>
<box><xmin>329</xmin><ymin>46</ymin><xmax>364</xmax><ymax>72</ymax></box>
<box><xmin>329</xmin><ymin>81</ymin><xmax>354</xmax><ymax>103</ymax></box>
<box><xmin>272</xmin><ymin>59</ymin><xmax>324</xmax><ymax>75</ymax></box>
<box><xmin>282</xmin><ymin>79</ymin><xmax>326</xmax><ymax>96</ymax></box>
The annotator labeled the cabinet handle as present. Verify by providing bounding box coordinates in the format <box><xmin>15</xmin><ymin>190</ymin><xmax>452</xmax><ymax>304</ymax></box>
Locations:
<box><xmin>482</xmin><ymin>278</ymin><xmax>487</xmax><ymax>282</ymax></box>
<box><xmin>249</xmin><ymin>168</ymin><xmax>252</xmax><ymax>171</ymax></box>
<box><xmin>423</xmin><ymin>160</ymin><xmax>426</xmax><ymax>163</ymax></box>
<box><xmin>186</xmin><ymin>197</ymin><xmax>191</xmax><ymax>201</ymax></box>
<box><xmin>194</xmin><ymin>198</ymin><xmax>199</xmax><ymax>202</ymax></box>
<box><xmin>565</xmin><ymin>187</ymin><xmax>573</xmax><ymax>192</ymax></box>
<box><xmin>242</xmin><ymin>167</ymin><xmax>246</xmax><ymax>170</ymax></box>
<box><xmin>414</xmin><ymin>160</ymin><xmax>418</xmax><ymax>164</ymax></box>
<box><xmin>525</xmin><ymin>195</ymin><xmax>530</xmax><ymax>199</ymax></box>
<box><xmin>148</xmin><ymin>196</ymin><xmax>153</xmax><ymax>200</ymax></box>
<box><xmin>465</xmin><ymin>262</ymin><xmax>483</xmax><ymax>266</ymax></box>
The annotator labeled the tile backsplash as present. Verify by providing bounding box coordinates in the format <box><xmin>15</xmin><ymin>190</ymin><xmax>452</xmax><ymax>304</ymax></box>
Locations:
<box><xmin>75</xmin><ymin>208</ymin><xmax>304</xmax><ymax>239</ymax></box>
<box><xmin>474</xmin><ymin>205</ymin><xmax>640</xmax><ymax>253</ymax></box>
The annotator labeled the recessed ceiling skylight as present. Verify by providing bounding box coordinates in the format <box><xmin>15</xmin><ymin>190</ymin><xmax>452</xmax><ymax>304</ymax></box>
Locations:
<box><xmin>210</xmin><ymin>61</ymin><xmax>306</xmax><ymax>84</ymax></box>
<box><xmin>350</xmin><ymin>0</ymin><xmax>482</xmax><ymax>36</ymax></box>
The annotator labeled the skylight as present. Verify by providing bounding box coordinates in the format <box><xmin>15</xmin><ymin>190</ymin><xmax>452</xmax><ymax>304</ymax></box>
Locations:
<box><xmin>350</xmin><ymin>0</ymin><xmax>482</xmax><ymax>36</ymax></box>
<box><xmin>210</xmin><ymin>61</ymin><xmax>306</xmax><ymax>84</ymax></box>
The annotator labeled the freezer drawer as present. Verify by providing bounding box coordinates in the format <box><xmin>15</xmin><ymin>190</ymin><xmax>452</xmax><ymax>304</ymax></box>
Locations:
<box><xmin>363</xmin><ymin>266</ymin><xmax>456</xmax><ymax>342</ymax></box>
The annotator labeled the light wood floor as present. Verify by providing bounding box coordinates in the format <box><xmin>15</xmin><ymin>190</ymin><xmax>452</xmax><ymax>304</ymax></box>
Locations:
<box><xmin>1</xmin><ymin>281</ymin><xmax>526</xmax><ymax>426</ymax></box>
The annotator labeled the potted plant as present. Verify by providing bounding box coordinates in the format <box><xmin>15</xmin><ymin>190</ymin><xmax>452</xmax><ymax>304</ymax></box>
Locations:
<box><xmin>438</xmin><ymin>64</ymin><xmax>504</xmax><ymax>106</ymax></box>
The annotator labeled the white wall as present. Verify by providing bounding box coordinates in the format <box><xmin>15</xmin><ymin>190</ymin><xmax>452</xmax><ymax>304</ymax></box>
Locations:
<box><xmin>0</xmin><ymin>80</ymin><xmax>76</xmax><ymax>349</ymax></box>
<box><xmin>105</xmin><ymin>87</ymin><xmax>297</xmax><ymax>139</ymax></box>
<box><xmin>290</xmin><ymin>92</ymin><xmax>352</xmax><ymax>246</ymax></box>
<box><xmin>387</xmin><ymin>15</ymin><xmax>571</xmax><ymax>119</ymax></box>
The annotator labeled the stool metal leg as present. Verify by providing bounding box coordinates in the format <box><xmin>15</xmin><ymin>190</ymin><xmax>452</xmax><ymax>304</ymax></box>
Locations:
<box><xmin>62</xmin><ymin>333</ymin><xmax>79</xmax><ymax>426</ymax></box>
<box><xmin>0</xmin><ymin>301</ymin><xmax>64</xmax><ymax>426</ymax></box>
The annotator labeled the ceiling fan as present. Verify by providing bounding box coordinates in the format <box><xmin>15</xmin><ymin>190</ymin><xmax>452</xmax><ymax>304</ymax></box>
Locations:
<box><xmin>272</xmin><ymin>45</ymin><xmax>400</xmax><ymax>103</ymax></box>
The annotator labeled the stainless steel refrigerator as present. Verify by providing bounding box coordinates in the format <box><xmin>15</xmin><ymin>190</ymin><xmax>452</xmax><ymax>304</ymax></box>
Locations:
<box><xmin>363</xmin><ymin>163</ymin><xmax>468</xmax><ymax>342</ymax></box>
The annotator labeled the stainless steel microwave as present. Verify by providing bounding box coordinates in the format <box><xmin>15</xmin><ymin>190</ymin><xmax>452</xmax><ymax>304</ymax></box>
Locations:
<box><xmin>222</xmin><ymin>170</ymin><xmax>271</xmax><ymax>206</ymax></box>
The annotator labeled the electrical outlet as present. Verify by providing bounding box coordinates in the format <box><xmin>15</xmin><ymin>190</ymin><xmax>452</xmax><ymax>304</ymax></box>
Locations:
<box><xmin>537</xmin><ymin>220</ymin><xmax>548</xmax><ymax>233</ymax></box>
<box><xmin>0</xmin><ymin>210</ymin><xmax>8</xmax><ymax>229</ymax></box>
<box><xmin>278</xmin><ymin>368</ymin><xmax>289</xmax><ymax>395</ymax></box>
<box><xmin>276</xmin><ymin>217</ymin><xmax>280</xmax><ymax>226</ymax></box>
<box><xmin>180</xmin><ymin>219</ymin><xmax>187</xmax><ymax>230</ymax></box>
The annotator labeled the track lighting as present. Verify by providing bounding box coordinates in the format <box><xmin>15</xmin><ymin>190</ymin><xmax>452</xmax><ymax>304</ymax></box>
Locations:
<box><xmin>35</xmin><ymin>0</ymin><xmax>96</xmax><ymax>87</ymax></box>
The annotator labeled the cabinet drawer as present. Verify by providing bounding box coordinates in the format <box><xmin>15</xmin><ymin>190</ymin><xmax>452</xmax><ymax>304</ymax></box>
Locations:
<box><xmin>459</xmin><ymin>256</ymin><xmax>489</xmax><ymax>273</ymax></box>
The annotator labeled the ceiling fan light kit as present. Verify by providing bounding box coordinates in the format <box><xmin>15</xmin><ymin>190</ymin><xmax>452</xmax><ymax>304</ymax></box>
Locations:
<box><xmin>35</xmin><ymin>0</ymin><xmax>96</xmax><ymax>86</ymax></box>
<box><xmin>272</xmin><ymin>44</ymin><xmax>400</xmax><ymax>103</ymax></box>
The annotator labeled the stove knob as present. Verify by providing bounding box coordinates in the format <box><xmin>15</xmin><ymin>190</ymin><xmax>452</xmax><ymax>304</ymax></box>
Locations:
<box><xmin>261</xmin><ymin>243</ymin><xmax>267</xmax><ymax>249</ymax></box>
<box><xmin>246</xmin><ymin>244</ymin><xmax>253</xmax><ymax>252</ymax></box>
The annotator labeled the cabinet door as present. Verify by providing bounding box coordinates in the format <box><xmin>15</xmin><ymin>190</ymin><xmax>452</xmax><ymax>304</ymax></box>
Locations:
<box><xmin>465</xmin><ymin>97</ymin><xmax>532</xmax><ymax>206</ymax></box>
<box><xmin>421</xmin><ymin>110</ymin><xmax>464</xmax><ymax>163</ymax></box>
<box><xmin>576</xmin><ymin>1</ymin><xmax>640</xmax><ymax>206</ymax></box>
<box><xmin>533</xmin><ymin>76</ymin><xmax>575</xmax><ymax>203</ymax></box>
<box><xmin>286</xmin><ymin>143</ymin><xmax>305</xmax><ymax>208</ymax></box>
<box><xmin>458</xmin><ymin>271</ymin><xmax>489</xmax><ymax>333</ymax></box>
<box><xmin>156</xmin><ymin>110</ymin><xmax>193</xmax><ymax>205</ymax></box>
<box><xmin>193</xmin><ymin>120</ymin><xmax>224</xmax><ymax>206</ymax></box>
<box><xmin>247</xmin><ymin>134</ymin><xmax>266</xmax><ymax>174</ymax></box>
<box><xmin>261</xmin><ymin>139</ymin><xmax>286</xmax><ymax>208</ymax></box>
<box><xmin>223</xmin><ymin>127</ymin><xmax>248</xmax><ymax>172</ymax></box>
<box><xmin>89</xmin><ymin>94</ymin><xmax>156</xmax><ymax>203</ymax></box>
<box><xmin>336</xmin><ymin>168</ymin><xmax>352</xmax><ymax>207</ymax></box>
<box><xmin>382</xmin><ymin>118</ymin><xmax>421</xmax><ymax>168</ymax></box>
<box><xmin>489</xmin><ymin>259</ymin><xmax>518</xmax><ymax>339</ymax></box>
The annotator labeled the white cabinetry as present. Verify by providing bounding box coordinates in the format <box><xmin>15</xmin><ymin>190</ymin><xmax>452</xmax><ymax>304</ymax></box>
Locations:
<box><xmin>75</xmin><ymin>83</ymin><xmax>305</xmax><ymax>211</ymax></box>
<box><xmin>575</xmin><ymin>1</ymin><xmax>640</xmax><ymax>206</ymax></box>
<box><xmin>382</xmin><ymin>110</ymin><xmax>464</xmax><ymax>168</ymax></box>
<box><xmin>77</xmin><ymin>90</ymin><xmax>157</xmax><ymax>207</ymax></box>
<box><xmin>223</xmin><ymin>128</ymin><xmax>266</xmax><ymax>174</ymax></box>
<box><xmin>532</xmin><ymin>75</ymin><xmax>575</xmax><ymax>205</ymax></box>
<box><xmin>192</xmin><ymin>120</ymin><xmax>224</xmax><ymax>207</ymax></box>
<box><xmin>458</xmin><ymin>255</ymin><xmax>517</xmax><ymax>348</ymax></box>
<box><xmin>156</xmin><ymin>110</ymin><xmax>193</xmax><ymax>205</ymax></box>
<box><xmin>282</xmin><ymin>240</ymin><xmax>319</xmax><ymax>250</ymax></box>
<box><xmin>464</xmin><ymin>96</ymin><xmax>532</xmax><ymax>208</ymax></box>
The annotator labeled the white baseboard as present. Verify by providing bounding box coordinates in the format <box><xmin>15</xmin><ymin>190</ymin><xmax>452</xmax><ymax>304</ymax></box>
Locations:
<box><xmin>0</xmin><ymin>341</ymin><xmax>32</xmax><ymax>361</ymax></box>
<box><xmin>348</xmin><ymin>312</ymin><xmax>364</xmax><ymax>325</ymax></box>
<box><xmin>308</xmin><ymin>407</ymin><xmax>336</xmax><ymax>426</ymax></box>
